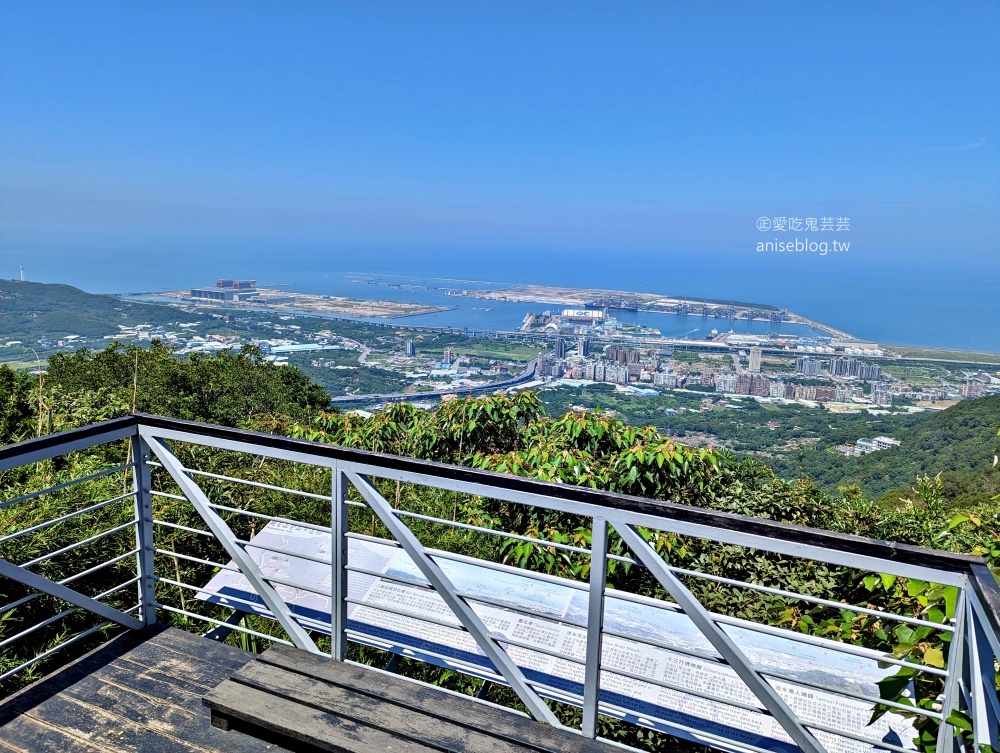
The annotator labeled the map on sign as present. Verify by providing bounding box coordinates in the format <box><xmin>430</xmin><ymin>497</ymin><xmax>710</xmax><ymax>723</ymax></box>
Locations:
<box><xmin>197</xmin><ymin>521</ymin><xmax>917</xmax><ymax>753</ymax></box>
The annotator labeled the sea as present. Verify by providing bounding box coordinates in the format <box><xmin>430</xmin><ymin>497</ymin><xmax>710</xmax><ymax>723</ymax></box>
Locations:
<box><xmin>11</xmin><ymin>246</ymin><xmax>1000</xmax><ymax>353</ymax></box>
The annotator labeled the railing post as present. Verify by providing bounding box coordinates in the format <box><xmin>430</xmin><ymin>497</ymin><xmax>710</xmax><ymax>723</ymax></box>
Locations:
<box><xmin>966</xmin><ymin>598</ymin><xmax>999</xmax><ymax>751</ymax></box>
<box><xmin>937</xmin><ymin>588</ymin><xmax>967</xmax><ymax>753</ymax></box>
<box><xmin>582</xmin><ymin>517</ymin><xmax>608</xmax><ymax>738</ymax></box>
<box><xmin>131</xmin><ymin>433</ymin><xmax>157</xmax><ymax>628</ymax></box>
<box><xmin>331</xmin><ymin>462</ymin><xmax>349</xmax><ymax>661</ymax></box>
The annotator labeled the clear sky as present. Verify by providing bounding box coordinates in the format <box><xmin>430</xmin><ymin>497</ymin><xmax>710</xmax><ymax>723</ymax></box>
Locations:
<box><xmin>0</xmin><ymin>2</ymin><xmax>997</xmax><ymax>274</ymax></box>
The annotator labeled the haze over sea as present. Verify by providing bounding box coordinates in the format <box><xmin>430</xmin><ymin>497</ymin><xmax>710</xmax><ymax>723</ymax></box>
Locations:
<box><xmin>14</xmin><ymin>245</ymin><xmax>1000</xmax><ymax>354</ymax></box>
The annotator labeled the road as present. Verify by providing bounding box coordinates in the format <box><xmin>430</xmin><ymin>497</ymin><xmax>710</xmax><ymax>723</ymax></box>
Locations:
<box><xmin>330</xmin><ymin>358</ymin><xmax>538</xmax><ymax>404</ymax></box>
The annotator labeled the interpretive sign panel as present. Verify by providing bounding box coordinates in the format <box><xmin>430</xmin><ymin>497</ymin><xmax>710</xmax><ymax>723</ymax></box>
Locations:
<box><xmin>197</xmin><ymin>521</ymin><xmax>917</xmax><ymax>753</ymax></box>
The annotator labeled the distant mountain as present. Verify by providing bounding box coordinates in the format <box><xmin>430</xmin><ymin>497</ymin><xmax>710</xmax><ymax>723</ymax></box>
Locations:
<box><xmin>769</xmin><ymin>396</ymin><xmax>1000</xmax><ymax>506</ymax></box>
<box><xmin>0</xmin><ymin>280</ymin><xmax>192</xmax><ymax>339</ymax></box>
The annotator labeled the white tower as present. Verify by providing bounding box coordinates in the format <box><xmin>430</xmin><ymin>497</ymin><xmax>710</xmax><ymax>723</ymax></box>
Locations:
<box><xmin>19</xmin><ymin>265</ymin><xmax>24</xmax><ymax>281</ymax></box>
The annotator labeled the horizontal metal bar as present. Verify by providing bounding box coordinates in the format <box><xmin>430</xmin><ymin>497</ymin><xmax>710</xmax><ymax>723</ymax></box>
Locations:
<box><xmin>153</xmin><ymin>548</ymin><xmax>238</xmax><ymax>573</ymax></box>
<box><xmin>605</xmin><ymin>587</ymin><xmax>950</xmax><ymax>678</ymax></box>
<box><xmin>0</xmin><ymin>463</ymin><xmax>135</xmax><ymax>511</ymax></box>
<box><xmin>150</xmin><ymin>489</ymin><xmax>187</xmax><ymax>501</ymax></box>
<box><xmin>155</xmin><ymin>549</ymin><xmax>330</xmax><ymax>603</ymax></box>
<box><xmin>344</xmin><ymin>563</ymin><xmax>433</xmax><ymax>588</ymax></box>
<box><xmin>805</xmin><ymin>720</ymin><xmax>914</xmax><ymax>753</ymax></box>
<box><xmin>258</xmin><ymin>573</ymin><xmax>332</xmax><ymax>599</ymax></box>
<box><xmin>388</xmin><ymin>505</ymin><xmax>633</xmax><ymax>565</ymax></box>
<box><xmin>599</xmin><ymin>624</ymin><xmax>944</xmax><ymax>722</ymax></box>
<box><xmin>19</xmin><ymin>519</ymin><xmax>139</xmax><ymax>569</ymax></box>
<box><xmin>165</xmin><ymin>583</ymin><xmax>334</xmax><ymax>639</ymax></box>
<box><xmin>0</xmin><ymin>606</ymin><xmax>80</xmax><ymax>650</ymax></box>
<box><xmin>170</xmin><ymin>466</ymin><xmax>334</xmax><ymax>502</ymax></box>
<box><xmin>0</xmin><ymin>547</ymin><xmax>140</xmax><ymax>618</ymax></box>
<box><xmin>153</xmin><ymin>518</ymin><xmax>214</xmax><ymax>537</ymax></box>
<box><xmin>758</xmin><ymin>667</ymin><xmax>943</xmax><ymax>721</ymax></box>
<box><xmin>0</xmin><ymin>491</ymin><xmax>136</xmax><ymax>546</ymax></box>
<box><xmin>599</xmin><ymin>661</ymin><xmax>766</xmax><ymax>714</ymax></box>
<box><xmin>601</xmin><ymin>627</ymin><xmax>723</xmax><ymax>664</ymax></box>
<box><xmin>345</xmin><ymin>596</ymin><xmax>466</xmax><ymax>632</ymax></box>
<box><xmin>344</xmin><ymin>562</ymin><xmax>589</xmax><ymax>633</ymax></box>
<box><xmin>0</xmin><ymin>416</ymin><xmax>136</xmax><ymax>473</ymax></box>
<box><xmin>344</xmin><ymin>532</ymin><xmax>592</xmax><ymax>593</ymax></box>
<box><xmin>135</xmin><ymin>417</ymin><xmax>982</xmax><ymax>579</ymax></box>
<box><xmin>204</xmin><ymin>501</ymin><xmax>333</xmax><ymax>535</ymax></box>
<box><xmin>155</xmin><ymin>575</ymin><xmax>275</xmax><ymax>615</ymax></box>
<box><xmin>153</xmin><ymin>603</ymin><xmax>295</xmax><ymax>646</ymax></box>
<box><xmin>97</xmin><ymin>576</ymin><xmax>142</xmax><ymax>599</ymax></box>
<box><xmin>340</xmin><ymin>459</ymin><xmax>975</xmax><ymax>585</ymax></box>
<box><xmin>344</xmin><ymin>627</ymin><xmax>506</xmax><ymax>681</ymax></box>
<box><xmin>593</xmin><ymin>696</ymin><xmax>779</xmax><ymax>753</ymax></box>
<box><xmin>389</xmin><ymin>507</ymin><xmax>595</xmax><ymax>558</ymax></box>
<box><xmin>0</xmin><ymin>619</ymin><xmax>115</xmax><ymax>682</ymax></box>
<box><xmin>668</xmin><ymin>564</ymin><xmax>955</xmax><ymax>631</ymax></box>
<box><xmin>341</xmin><ymin>655</ymin><xmax>533</xmax><ymax>721</ymax></box>
<box><xmin>234</xmin><ymin>537</ymin><xmax>331</xmax><ymax>568</ymax></box>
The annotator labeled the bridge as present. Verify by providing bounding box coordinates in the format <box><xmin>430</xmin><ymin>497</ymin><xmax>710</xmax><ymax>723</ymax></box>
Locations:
<box><xmin>330</xmin><ymin>356</ymin><xmax>539</xmax><ymax>404</ymax></box>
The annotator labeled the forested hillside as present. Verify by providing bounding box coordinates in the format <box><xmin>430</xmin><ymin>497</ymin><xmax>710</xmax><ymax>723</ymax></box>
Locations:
<box><xmin>767</xmin><ymin>396</ymin><xmax>1000</xmax><ymax>506</ymax></box>
<box><xmin>0</xmin><ymin>279</ymin><xmax>192</xmax><ymax>339</ymax></box>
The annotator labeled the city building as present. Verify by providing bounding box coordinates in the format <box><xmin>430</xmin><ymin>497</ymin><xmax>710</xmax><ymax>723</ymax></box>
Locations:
<box><xmin>847</xmin><ymin>436</ymin><xmax>902</xmax><ymax>456</ymax></box>
<box><xmin>795</xmin><ymin>357</ymin><xmax>821</xmax><ymax>376</ymax></box>
<box><xmin>405</xmin><ymin>340</ymin><xmax>415</xmax><ymax>357</ymax></box>
<box><xmin>829</xmin><ymin>357</ymin><xmax>882</xmax><ymax>382</ymax></box>
<box><xmin>961</xmin><ymin>380</ymin><xmax>983</xmax><ymax>399</ymax></box>
<box><xmin>443</xmin><ymin>347</ymin><xmax>453</xmax><ymax>365</ymax></box>
<box><xmin>873</xmin><ymin>381</ymin><xmax>893</xmax><ymax>406</ymax></box>
<box><xmin>814</xmin><ymin>385</ymin><xmax>837</xmax><ymax>402</ymax></box>
<box><xmin>749</xmin><ymin>347</ymin><xmax>762</xmax><ymax>373</ymax></box>
<box><xmin>715</xmin><ymin>373</ymin><xmax>738</xmax><ymax>394</ymax></box>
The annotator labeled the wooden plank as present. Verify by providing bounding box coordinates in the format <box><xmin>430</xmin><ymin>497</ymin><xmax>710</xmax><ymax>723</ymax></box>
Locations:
<box><xmin>120</xmin><ymin>640</ymin><xmax>239</xmax><ymax>687</ymax></box>
<box><xmin>228</xmin><ymin>661</ymin><xmax>532</xmax><ymax>753</ymax></box>
<box><xmin>204</xmin><ymin>680</ymin><xmax>440</xmax><ymax>753</ymax></box>
<box><xmin>111</xmin><ymin>655</ymin><xmax>225</xmax><ymax>695</ymax></box>
<box><xmin>0</xmin><ymin>628</ymin><xmax>147</xmax><ymax>713</ymax></box>
<box><xmin>0</xmin><ymin>713</ymin><xmax>112</xmax><ymax>753</ymax></box>
<box><xmin>57</xmin><ymin>671</ymin><xmax>278</xmax><ymax>752</ymax></box>
<box><xmin>17</xmin><ymin>692</ymin><xmax>211</xmax><ymax>753</ymax></box>
<box><xmin>142</xmin><ymin>627</ymin><xmax>254</xmax><ymax>671</ymax></box>
<box><xmin>256</xmin><ymin>645</ymin><xmax>615</xmax><ymax>753</ymax></box>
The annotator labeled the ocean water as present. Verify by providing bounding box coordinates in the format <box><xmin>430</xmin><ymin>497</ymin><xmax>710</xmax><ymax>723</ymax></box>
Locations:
<box><xmin>10</xmin><ymin>245</ymin><xmax>1000</xmax><ymax>352</ymax></box>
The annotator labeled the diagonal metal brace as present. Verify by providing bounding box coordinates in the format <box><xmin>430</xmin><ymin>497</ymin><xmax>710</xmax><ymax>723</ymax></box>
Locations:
<box><xmin>143</xmin><ymin>432</ymin><xmax>322</xmax><ymax>655</ymax></box>
<box><xmin>346</xmin><ymin>471</ymin><xmax>561</xmax><ymax>727</ymax></box>
<box><xmin>614</xmin><ymin>523</ymin><xmax>826</xmax><ymax>753</ymax></box>
<box><xmin>0</xmin><ymin>559</ymin><xmax>144</xmax><ymax>630</ymax></box>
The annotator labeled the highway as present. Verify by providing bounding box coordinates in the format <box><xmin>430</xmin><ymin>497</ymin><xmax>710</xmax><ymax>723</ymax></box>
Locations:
<box><xmin>330</xmin><ymin>357</ymin><xmax>539</xmax><ymax>404</ymax></box>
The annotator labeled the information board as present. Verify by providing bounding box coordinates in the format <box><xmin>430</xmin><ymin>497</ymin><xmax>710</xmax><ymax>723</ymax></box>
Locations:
<box><xmin>197</xmin><ymin>521</ymin><xmax>917</xmax><ymax>753</ymax></box>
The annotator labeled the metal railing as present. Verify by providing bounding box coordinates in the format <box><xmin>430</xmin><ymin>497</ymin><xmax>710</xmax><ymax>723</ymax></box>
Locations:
<box><xmin>0</xmin><ymin>413</ymin><xmax>998</xmax><ymax>753</ymax></box>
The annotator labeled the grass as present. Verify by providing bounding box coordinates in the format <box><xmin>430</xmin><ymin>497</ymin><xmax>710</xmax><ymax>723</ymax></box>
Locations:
<box><xmin>890</xmin><ymin>346</ymin><xmax>1000</xmax><ymax>364</ymax></box>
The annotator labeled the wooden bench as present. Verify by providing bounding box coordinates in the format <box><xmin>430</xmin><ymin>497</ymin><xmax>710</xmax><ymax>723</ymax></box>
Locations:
<box><xmin>203</xmin><ymin>643</ymin><xmax>621</xmax><ymax>753</ymax></box>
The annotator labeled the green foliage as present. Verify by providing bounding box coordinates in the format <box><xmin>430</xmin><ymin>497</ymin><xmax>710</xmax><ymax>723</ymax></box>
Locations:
<box><xmin>0</xmin><ymin>279</ymin><xmax>194</xmax><ymax>339</ymax></box>
<box><xmin>46</xmin><ymin>342</ymin><xmax>330</xmax><ymax>426</ymax></box>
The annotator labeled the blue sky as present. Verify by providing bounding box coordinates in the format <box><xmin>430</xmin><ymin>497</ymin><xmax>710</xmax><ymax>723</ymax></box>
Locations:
<box><xmin>0</xmin><ymin>2</ymin><xmax>997</xmax><ymax>275</ymax></box>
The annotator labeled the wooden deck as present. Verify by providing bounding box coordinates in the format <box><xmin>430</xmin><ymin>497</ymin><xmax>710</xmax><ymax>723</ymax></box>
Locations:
<box><xmin>0</xmin><ymin>625</ymin><xmax>623</xmax><ymax>753</ymax></box>
<box><xmin>0</xmin><ymin>625</ymin><xmax>287</xmax><ymax>752</ymax></box>
<box><xmin>205</xmin><ymin>643</ymin><xmax>619</xmax><ymax>753</ymax></box>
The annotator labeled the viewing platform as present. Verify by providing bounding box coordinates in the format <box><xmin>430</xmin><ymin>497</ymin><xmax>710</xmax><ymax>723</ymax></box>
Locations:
<box><xmin>1</xmin><ymin>415</ymin><xmax>999</xmax><ymax>753</ymax></box>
